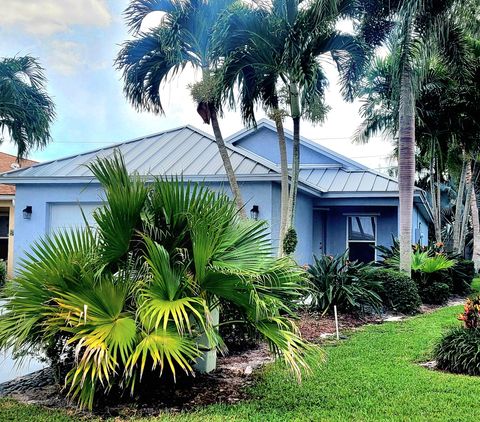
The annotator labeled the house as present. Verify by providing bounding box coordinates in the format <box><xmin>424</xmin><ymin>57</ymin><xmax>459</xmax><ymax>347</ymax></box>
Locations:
<box><xmin>0</xmin><ymin>119</ymin><xmax>432</xmax><ymax>271</ymax></box>
<box><xmin>0</xmin><ymin>152</ymin><xmax>37</xmax><ymax>276</ymax></box>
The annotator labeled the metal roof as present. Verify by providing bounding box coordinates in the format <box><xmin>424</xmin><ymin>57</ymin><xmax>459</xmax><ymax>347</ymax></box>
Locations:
<box><xmin>0</xmin><ymin>123</ymin><xmax>410</xmax><ymax>197</ymax></box>
<box><xmin>0</xmin><ymin>125</ymin><xmax>278</xmax><ymax>181</ymax></box>
<box><xmin>299</xmin><ymin>168</ymin><xmax>399</xmax><ymax>193</ymax></box>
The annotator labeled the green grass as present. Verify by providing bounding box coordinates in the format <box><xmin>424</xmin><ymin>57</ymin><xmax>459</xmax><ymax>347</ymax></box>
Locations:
<box><xmin>2</xmin><ymin>299</ymin><xmax>480</xmax><ymax>421</ymax></box>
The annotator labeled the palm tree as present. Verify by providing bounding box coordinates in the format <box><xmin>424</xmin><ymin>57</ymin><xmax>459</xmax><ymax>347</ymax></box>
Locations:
<box><xmin>214</xmin><ymin>0</ymin><xmax>365</xmax><ymax>253</ymax></box>
<box><xmin>0</xmin><ymin>56</ymin><xmax>55</xmax><ymax>158</ymax></box>
<box><xmin>116</xmin><ymin>0</ymin><xmax>246</xmax><ymax>216</ymax></box>
<box><xmin>355</xmin><ymin>0</ymin><xmax>469</xmax><ymax>274</ymax></box>
<box><xmin>0</xmin><ymin>151</ymin><xmax>311</xmax><ymax>409</ymax></box>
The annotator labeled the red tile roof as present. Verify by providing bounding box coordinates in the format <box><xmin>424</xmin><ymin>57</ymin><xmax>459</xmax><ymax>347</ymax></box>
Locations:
<box><xmin>0</xmin><ymin>153</ymin><xmax>37</xmax><ymax>195</ymax></box>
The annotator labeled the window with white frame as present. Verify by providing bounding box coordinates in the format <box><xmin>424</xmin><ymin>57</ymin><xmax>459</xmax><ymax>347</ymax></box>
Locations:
<box><xmin>347</xmin><ymin>216</ymin><xmax>376</xmax><ymax>263</ymax></box>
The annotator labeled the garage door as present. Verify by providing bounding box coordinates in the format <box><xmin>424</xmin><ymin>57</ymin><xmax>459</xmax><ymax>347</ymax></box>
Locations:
<box><xmin>48</xmin><ymin>203</ymin><xmax>101</xmax><ymax>233</ymax></box>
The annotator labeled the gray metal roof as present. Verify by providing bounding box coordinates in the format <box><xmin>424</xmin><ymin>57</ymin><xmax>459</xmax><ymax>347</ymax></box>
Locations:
<box><xmin>299</xmin><ymin>168</ymin><xmax>398</xmax><ymax>193</ymax></box>
<box><xmin>0</xmin><ymin>123</ymin><xmax>402</xmax><ymax>195</ymax></box>
<box><xmin>0</xmin><ymin>125</ymin><xmax>278</xmax><ymax>180</ymax></box>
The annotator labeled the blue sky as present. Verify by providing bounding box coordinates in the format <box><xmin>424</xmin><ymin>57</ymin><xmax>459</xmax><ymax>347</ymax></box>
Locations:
<box><xmin>0</xmin><ymin>0</ymin><xmax>393</xmax><ymax>169</ymax></box>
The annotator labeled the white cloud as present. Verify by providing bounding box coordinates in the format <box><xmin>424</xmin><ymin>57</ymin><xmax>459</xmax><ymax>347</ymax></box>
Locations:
<box><xmin>0</xmin><ymin>0</ymin><xmax>112</xmax><ymax>36</ymax></box>
<box><xmin>47</xmin><ymin>41</ymin><xmax>86</xmax><ymax>75</ymax></box>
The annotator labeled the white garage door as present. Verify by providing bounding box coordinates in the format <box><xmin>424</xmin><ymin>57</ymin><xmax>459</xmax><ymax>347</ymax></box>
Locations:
<box><xmin>48</xmin><ymin>203</ymin><xmax>101</xmax><ymax>233</ymax></box>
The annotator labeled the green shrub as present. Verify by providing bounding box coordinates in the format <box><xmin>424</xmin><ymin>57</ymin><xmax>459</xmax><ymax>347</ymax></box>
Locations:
<box><xmin>0</xmin><ymin>260</ymin><xmax>6</xmax><ymax>287</ymax></box>
<box><xmin>417</xmin><ymin>280</ymin><xmax>450</xmax><ymax>304</ymax></box>
<box><xmin>307</xmin><ymin>251</ymin><xmax>382</xmax><ymax>315</ymax></box>
<box><xmin>0</xmin><ymin>152</ymin><xmax>311</xmax><ymax>409</ymax></box>
<box><xmin>283</xmin><ymin>227</ymin><xmax>298</xmax><ymax>255</ymax></box>
<box><xmin>435</xmin><ymin>327</ymin><xmax>480</xmax><ymax>375</ymax></box>
<box><xmin>360</xmin><ymin>268</ymin><xmax>421</xmax><ymax>315</ymax></box>
<box><xmin>450</xmin><ymin>259</ymin><xmax>475</xmax><ymax>295</ymax></box>
<box><xmin>435</xmin><ymin>296</ymin><xmax>480</xmax><ymax>375</ymax></box>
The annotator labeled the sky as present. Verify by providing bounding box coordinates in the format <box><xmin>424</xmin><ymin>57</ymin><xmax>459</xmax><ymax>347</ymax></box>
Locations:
<box><xmin>0</xmin><ymin>0</ymin><xmax>394</xmax><ymax>171</ymax></box>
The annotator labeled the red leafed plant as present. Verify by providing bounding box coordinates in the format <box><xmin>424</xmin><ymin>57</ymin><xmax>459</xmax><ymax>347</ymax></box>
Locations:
<box><xmin>458</xmin><ymin>296</ymin><xmax>480</xmax><ymax>329</ymax></box>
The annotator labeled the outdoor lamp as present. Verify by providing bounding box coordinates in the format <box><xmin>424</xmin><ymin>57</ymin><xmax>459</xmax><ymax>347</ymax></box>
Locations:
<box><xmin>250</xmin><ymin>205</ymin><xmax>259</xmax><ymax>220</ymax></box>
<box><xmin>22</xmin><ymin>206</ymin><xmax>32</xmax><ymax>220</ymax></box>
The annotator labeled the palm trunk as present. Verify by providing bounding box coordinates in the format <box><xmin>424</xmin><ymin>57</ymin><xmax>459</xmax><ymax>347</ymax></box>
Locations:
<box><xmin>271</xmin><ymin>104</ymin><xmax>289</xmax><ymax>256</ymax></box>
<box><xmin>458</xmin><ymin>160</ymin><xmax>473</xmax><ymax>256</ymax></box>
<box><xmin>208</xmin><ymin>105</ymin><xmax>246</xmax><ymax>218</ymax></box>
<box><xmin>429</xmin><ymin>150</ymin><xmax>441</xmax><ymax>242</ymax></box>
<box><xmin>435</xmin><ymin>158</ymin><xmax>442</xmax><ymax>243</ymax></box>
<box><xmin>453</xmin><ymin>157</ymin><xmax>467</xmax><ymax>252</ymax></box>
<box><xmin>471</xmin><ymin>176</ymin><xmax>480</xmax><ymax>271</ymax></box>
<box><xmin>398</xmin><ymin>66</ymin><xmax>415</xmax><ymax>275</ymax></box>
<box><xmin>286</xmin><ymin>83</ymin><xmax>301</xmax><ymax>229</ymax></box>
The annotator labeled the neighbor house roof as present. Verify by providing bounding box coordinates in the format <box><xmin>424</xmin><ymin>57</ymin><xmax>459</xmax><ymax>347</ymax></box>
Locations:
<box><xmin>0</xmin><ymin>152</ymin><xmax>37</xmax><ymax>195</ymax></box>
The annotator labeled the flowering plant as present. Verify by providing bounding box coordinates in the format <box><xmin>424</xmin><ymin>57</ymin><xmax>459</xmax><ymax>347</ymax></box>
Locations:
<box><xmin>458</xmin><ymin>296</ymin><xmax>480</xmax><ymax>329</ymax></box>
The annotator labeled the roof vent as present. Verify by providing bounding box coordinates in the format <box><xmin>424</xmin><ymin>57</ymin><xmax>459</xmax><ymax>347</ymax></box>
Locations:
<box><xmin>10</xmin><ymin>163</ymin><xmax>20</xmax><ymax>170</ymax></box>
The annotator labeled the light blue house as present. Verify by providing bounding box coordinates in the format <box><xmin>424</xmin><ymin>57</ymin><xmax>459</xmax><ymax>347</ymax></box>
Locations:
<box><xmin>1</xmin><ymin>119</ymin><xmax>432</xmax><ymax>270</ymax></box>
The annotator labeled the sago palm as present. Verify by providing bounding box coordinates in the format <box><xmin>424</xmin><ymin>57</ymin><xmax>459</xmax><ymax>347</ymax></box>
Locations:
<box><xmin>116</xmin><ymin>0</ymin><xmax>246</xmax><ymax>216</ymax></box>
<box><xmin>0</xmin><ymin>151</ymin><xmax>311</xmax><ymax>409</ymax></box>
<box><xmin>0</xmin><ymin>56</ymin><xmax>55</xmax><ymax>158</ymax></box>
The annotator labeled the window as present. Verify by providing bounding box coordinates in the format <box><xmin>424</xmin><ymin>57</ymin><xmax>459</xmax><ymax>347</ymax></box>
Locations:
<box><xmin>347</xmin><ymin>216</ymin><xmax>376</xmax><ymax>264</ymax></box>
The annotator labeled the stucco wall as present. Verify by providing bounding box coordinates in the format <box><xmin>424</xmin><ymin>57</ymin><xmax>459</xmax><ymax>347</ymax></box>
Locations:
<box><xmin>323</xmin><ymin>205</ymin><xmax>398</xmax><ymax>258</ymax></box>
<box><xmin>233</xmin><ymin>127</ymin><xmax>341</xmax><ymax>165</ymax></box>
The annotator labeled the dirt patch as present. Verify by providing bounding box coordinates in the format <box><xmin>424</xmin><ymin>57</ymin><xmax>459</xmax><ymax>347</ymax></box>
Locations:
<box><xmin>298</xmin><ymin>311</ymin><xmax>382</xmax><ymax>342</ymax></box>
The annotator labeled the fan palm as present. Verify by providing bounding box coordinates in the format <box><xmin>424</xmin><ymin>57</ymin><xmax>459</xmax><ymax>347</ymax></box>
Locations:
<box><xmin>116</xmin><ymin>0</ymin><xmax>246</xmax><ymax>216</ymax></box>
<box><xmin>214</xmin><ymin>0</ymin><xmax>366</xmax><ymax>253</ymax></box>
<box><xmin>0</xmin><ymin>56</ymin><xmax>55</xmax><ymax>158</ymax></box>
<box><xmin>0</xmin><ymin>151</ymin><xmax>311</xmax><ymax>409</ymax></box>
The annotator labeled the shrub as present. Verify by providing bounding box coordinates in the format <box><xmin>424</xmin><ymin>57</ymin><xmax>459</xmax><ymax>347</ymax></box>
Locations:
<box><xmin>0</xmin><ymin>260</ymin><xmax>6</xmax><ymax>287</ymax></box>
<box><xmin>360</xmin><ymin>268</ymin><xmax>421</xmax><ymax>315</ymax></box>
<box><xmin>0</xmin><ymin>152</ymin><xmax>311</xmax><ymax>409</ymax></box>
<box><xmin>418</xmin><ymin>281</ymin><xmax>450</xmax><ymax>305</ymax></box>
<box><xmin>283</xmin><ymin>227</ymin><xmax>298</xmax><ymax>255</ymax></box>
<box><xmin>434</xmin><ymin>296</ymin><xmax>480</xmax><ymax>375</ymax></box>
<box><xmin>307</xmin><ymin>251</ymin><xmax>382</xmax><ymax>315</ymax></box>
<box><xmin>450</xmin><ymin>260</ymin><xmax>475</xmax><ymax>295</ymax></box>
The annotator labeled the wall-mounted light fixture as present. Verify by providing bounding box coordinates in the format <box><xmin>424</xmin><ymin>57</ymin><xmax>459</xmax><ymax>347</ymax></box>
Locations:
<box><xmin>22</xmin><ymin>206</ymin><xmax>32</xmax><ymax>220</ymax></box>
<box><xmin>250</xmin><ymin>205</ymin><xmax>259</xmax><ymax>220</ymax></box>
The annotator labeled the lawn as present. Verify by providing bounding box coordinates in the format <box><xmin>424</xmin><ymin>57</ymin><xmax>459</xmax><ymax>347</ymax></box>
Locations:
<box><xmin>1</xmin><ymin>303</ymin><xmax>479</xmax><ymax>421</ymax></box>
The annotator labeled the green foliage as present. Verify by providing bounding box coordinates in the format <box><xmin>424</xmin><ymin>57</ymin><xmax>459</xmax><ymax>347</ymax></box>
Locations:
<box><xmin>283</xmin><ymin>228</ymin><xmax>298</xmax><ymax>255</ymax></box>
<box><xmin>419</xmin><ymin>282</ymin><xmax>450</xmax><ymax>305</ymax></box>
<box><xmin>307</xmin><ymin>251</ymin><xmax>382</xmax><ymax>315</ymax></box>
<box><xmin>450</xmin><ymin>259</ymin><xmax>475</xmax><ymax>295</ymax></box>
<box><xmin>0</xmin><ymin>261</ymin><xmax>6</xmax><ymax>287</ymax></box>
<box><xmin>0</xmin><ymin>152</ymin><xmax>311</xmax><ymax>409</ymax></box>
<box><xmin>0</xmin><ymin>56</ymin><xmax>55</xmax><ymax>158</ymax></box>
<box><xmin>435</xmin><ymin>327</ymin><xmax>480</xmax><ymax>376</ymax></box>
<box><xmin>360</xmin><ymin>268</ymin><xmax>421</xmax><ymax>315</ymax></box>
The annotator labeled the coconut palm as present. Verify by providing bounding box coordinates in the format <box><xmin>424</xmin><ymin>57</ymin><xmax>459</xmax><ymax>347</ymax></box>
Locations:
<box><xmin>0</xmin><ymin>56</ymin><xmax>55</xmax><ymax>158</ymax></box>
<box><xmin>0</xmin><ymin>151</ymin><xmax>311</xmax><ymax>409</ymax></box>
<box><xmin>116</xmin><ymin>0</ymin><xmax>246</xmax><ymax>216</ymax></box>
<box><xmin>214</xmin><ymin>0</ymin><xmax>365</xmax><ymax>253</ymax></box>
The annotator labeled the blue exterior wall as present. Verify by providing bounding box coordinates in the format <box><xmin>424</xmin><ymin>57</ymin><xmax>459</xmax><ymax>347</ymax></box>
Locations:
<box><xmin>233</xmin><ymin>127</ymin><xmax>347</xmax><ymax>166</ymax></box>
<box><xmin>320</xmin><ymin>205</ymin><xmax>398</xmax><ymax>258</ymax></box>
<box><xmin>412</xmin><ymin>206</ymin><xmax>428</xmax><ymax>245</ymax></box>
<box><xmin>14</xmin><ymin>183</ymin><xmax>104</xmax><ymax>269</ymax></box>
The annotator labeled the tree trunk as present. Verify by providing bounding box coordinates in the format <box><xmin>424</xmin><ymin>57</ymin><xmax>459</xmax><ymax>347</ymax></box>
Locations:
<box><xmin>271</xmin><ymin>105</ymin><xmax>289</xmax><ymax>256</ymax></box>
<box><xmin>453</xmin><ymin>157</ymin><xmax>467</xmax><ymax>252</ymax></box>
<box><xmin>435</xmin><ymin>157</ymin><xmax>442</xmax><ymax>243</ymax></box>
<box><xmin>471</xmin><ymin>174</ymin><xmax>480</xmax><ymax>270</ymax></box>
<box><xmin>458</xmin><ymin>160</ymin><xmax>473</xmax><ymax>255</ymax></box>
<box><xmin>429</xmin><ymin>144</ymin><xmax>442</xmax><ymax>242</ymax></box>
<box><xmin>398</xmin><ymin>67</ymin><xmax>416</xmax><ymax>275</ymax></box>
<box><xmin>208</xmin><ymin>105</ymin><xmax>246</xmax><ymax>218</ymax></box>
<box><xmin>286</xmin><ymin>83</ymin><xmax>301</xmax><ymax>229</ymax></box>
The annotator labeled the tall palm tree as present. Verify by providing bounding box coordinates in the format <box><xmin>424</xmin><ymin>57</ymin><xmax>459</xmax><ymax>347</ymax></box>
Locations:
<box><xmin>215</xmin><ymin>0</ymin><xmax>365</xmax><ymax>253</ymax></box>
<box><xmin>356</xmin><ymin>0</ymin><xmax>469</xmax><ymax>274</ymax></box>
<box><xmin>116</xmin><ymin>0</ymin><xmax>246</xmax><ymax>216</ymax></box>
<box><xmin>0</xmin><ymin>56</ymin><xmax>55</xmax><ymax>159</ymax></box>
